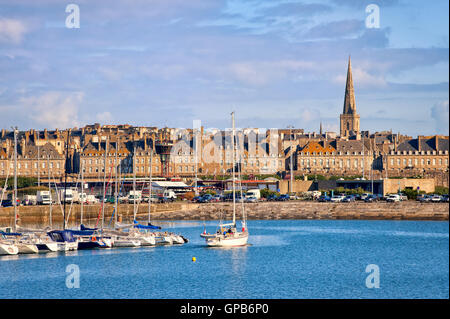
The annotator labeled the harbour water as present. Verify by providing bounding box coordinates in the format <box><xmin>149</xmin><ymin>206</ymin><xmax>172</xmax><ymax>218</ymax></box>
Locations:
<box><xmin>0</xmin><ymin>220</ymin><xmax>448</xmax><ymax>299</ymax></box>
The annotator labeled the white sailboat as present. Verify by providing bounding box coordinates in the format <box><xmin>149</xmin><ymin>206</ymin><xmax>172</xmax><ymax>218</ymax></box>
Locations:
<box><xmin>11</xmin><ymin>127</ymin><xmax>39</xmax><ymax>254</ymax></box>
<box><xmin>113</xmin><ymin>143</ymin><xmax>141</xmax><ymax>248</ymax></box>
<box><xmin>200</xmin><ymin>112</ymin><xmax>249</xmax><ymax>247</ymax></box>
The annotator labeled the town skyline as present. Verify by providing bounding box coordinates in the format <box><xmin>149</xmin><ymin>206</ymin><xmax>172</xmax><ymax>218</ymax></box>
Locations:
<box><xmin>0</xmin><ymin>0</ymin><xmax>448</xmax><ymax>136</ymax></box>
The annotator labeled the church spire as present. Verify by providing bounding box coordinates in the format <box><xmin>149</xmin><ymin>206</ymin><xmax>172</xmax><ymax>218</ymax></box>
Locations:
<box><xmin>343</xmin><ymin>55</ymin><xmax>356</xmax><ymax>114</ymax></box>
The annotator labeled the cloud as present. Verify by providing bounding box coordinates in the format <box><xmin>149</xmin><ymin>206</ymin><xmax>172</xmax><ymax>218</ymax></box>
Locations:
<box><xmin>19</xmin><ymin>92</ymin><xmax>83</xmax><ymax>129</ymax></box>
<box><xmin>331</xmin><ymin>0</ymin><xmax>400</xmax><ymax>9</ymax></box>
<box><xmin>95</xmin><ymin>111</ymin><xmax>114</xmax><ymax>124</ymax></box>
<box><xmin>227</xmin><ymin>60</ymin><xmax>316</xmax><ymax>86</ymax></box>
<box><xmin>0</xmin><ymin>18</ymin><xmax>28</xmax><ymax>44</ymax></box>
<box><xmin>333</xmin><ymin>67</ymin><xmax>387</xmax><ymax>87</ymax></box>
<box><xmin>304</xmin><ymin>19</ymin><xmax>364</xmax><ymax>40</ymax></box>
<box><xmin>263</xmin><ymin>3</ymin><xmax>332</xmax><ymax>17</ymax></box>
<box><xmin>430</xmin><ymin>100</ymin><xmax>449</xmax><ymax>134</ymax></box>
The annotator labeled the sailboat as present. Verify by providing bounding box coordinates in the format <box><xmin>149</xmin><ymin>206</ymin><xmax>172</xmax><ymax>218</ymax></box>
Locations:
<box><xmin>129</xmin><ymin>144</ymin><xmax>157</xmax><ymax>246</ymax></box>
<box><xmin>112</xmin><ymin>142</ymin><xmax>142</xmax><ymax>248</ymax></box>
<box><xmin>47</xmin><ymin>131</ymin><xmax>78</xmax><ymax>251</ymax></box>
<box><xmin>200</xmin><ymin>112</ymin><xmax>248</xmax><ymax>247</ymax></box>
<box><xmin>10</xmin><ymin>127</ymin><xmax>39</xmax><ymax>254</ymax></box>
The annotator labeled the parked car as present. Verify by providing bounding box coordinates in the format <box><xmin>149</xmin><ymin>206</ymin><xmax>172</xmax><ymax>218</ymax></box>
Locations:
<box><xmin>360</xmin><ymin>193</ymin><xmax>370</xmax><ymax>201</ymax></box>
<box><xmin>342</xmin><ymin>195</ymin><xmax>355</xmax><ymax>202</ymax></box>
<box><xmin>364</xmin><ymin>194</ymin><xmax>379</xmax><ymax>202</ymax></box>
<box><xmin>277</xmin><ymin>194</ymin><xmax>290</xmax><ymax>201</ymax></box>
<box><xmin>398</xmin><ymin>193</ymin><xmax>408</xmax><ymax>201</ymax></box>
<box><xmin>245</xmin><ymin>196</ymin><xmax>258</xmax><ymax>203</ymax></box>
<box><xmin>430</xmin><ymin>194</ymin><xmax>442</xmax><ymax>202</ymax></box>
<box><xmin>267</xmin><ymin>194</ymin><xmax>278</xmax><ymax>201</ymax></box>
<box><xmin>288</xmin><ymin>193</ymin><xmax>299</xmax><ymax>200</ymax></box>
<box><xmin>441</xmin><ymin>194</ymin><xmax>449</xmax><ymax>202</ymax></box>
<box><xmin>1</xmin><ymin>199</ymin><xmax>13</xmax><ymax>207</ymax></box>
<box><xmin>416</xmin><ymin>194</ymin><xmax>426</xmax><ymax>202</ymax></box>
<box><xmin>330</xmin><ymin>195</ymin><xmax>345</xmax><ymax>202</ymax></box>
<box><xmin>386</xmin><ymin>194</ymin><xmax>401</xmax><ymax>202</ymax></box>
<box><xmin>318</xmin><ymin>195</ymin><xmax>331</xmax><ymax>202</ymax></box>
<box><xmin>418</xmin><ymin>195</ymin><xmax>432</xmax><ymax>203</ymax></box>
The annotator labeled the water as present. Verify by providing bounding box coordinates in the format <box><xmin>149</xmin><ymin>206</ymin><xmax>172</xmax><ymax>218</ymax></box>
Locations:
<box><xmin>0</xmin><ymin>220</ymin><xmax>448</xmax><ymax>299</ymax></box>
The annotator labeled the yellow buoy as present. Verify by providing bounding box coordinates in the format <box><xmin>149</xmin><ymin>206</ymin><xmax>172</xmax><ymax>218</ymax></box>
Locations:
<box><xmin>192</xmin><ymin>257</ymin><xmax>196</xmax><ymax>262</ymax></box>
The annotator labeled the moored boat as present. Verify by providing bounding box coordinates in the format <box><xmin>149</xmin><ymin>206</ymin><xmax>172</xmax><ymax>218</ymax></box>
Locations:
<box><xmin>200</xmin><ymin>112</ymin><xmax>249</xmax><ymax>247</ymax></box>
<box><xmin>0</xmin><ymin>242</ymin><xmax>19</xmax><ymax>255</ymax></box>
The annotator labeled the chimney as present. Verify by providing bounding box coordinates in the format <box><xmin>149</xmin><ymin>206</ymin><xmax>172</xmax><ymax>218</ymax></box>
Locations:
<box><xmin>1</xmin><ymin>129</ymin><xmax>5</xmax><ymax>139</ymax></box>
<box><xmin>418</xmin><ymin>136</ymin><xmax>422</xmax><ymax>152</ymax></box>
<box><xmin>44</xmin><ymin>129</ymin><xmax>48</xmax><ymax>140</ymax></box>
<box><xmin>435</xmin><ymin>135</ymin><xmax>439</xmax><ymax>152</ymax></box>
<box><xmin>25</xmin><ymin>131</ymin><xmax>30</xmax><ymax>144</ymax></box>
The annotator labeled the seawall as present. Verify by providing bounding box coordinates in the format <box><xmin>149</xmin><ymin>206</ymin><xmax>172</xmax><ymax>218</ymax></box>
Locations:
<box><xmin>1</xmin><ymin>201</ymin><xmax>448</xmax><ymax>228</ymax></box>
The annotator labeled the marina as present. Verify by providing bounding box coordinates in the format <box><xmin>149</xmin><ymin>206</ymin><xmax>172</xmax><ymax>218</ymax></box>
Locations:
<box><xmin>0</xmin><ymin>219</ymin><xmax>448</xmax><ymax>299</ymax></box>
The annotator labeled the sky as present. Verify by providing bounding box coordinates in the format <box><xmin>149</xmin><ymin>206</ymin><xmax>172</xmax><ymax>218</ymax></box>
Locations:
<box><xmin>0</xmin><ymin>0</ymin><xmax>448</xmax><ymax>136</ymax></box>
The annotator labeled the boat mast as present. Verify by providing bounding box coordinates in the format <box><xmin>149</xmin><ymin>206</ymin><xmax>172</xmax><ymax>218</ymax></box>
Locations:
<box><xmin>101</xmin><ymin>137</ymin><xmax>108</xmax><ymax>231</ymax></box>
<box><xmin>80</xmin><ymin>159</ymin><xmax>83</xmax><ymax>226</ymax></box>
<box><xmin>13</xmin><ymin>127</ymin><xmax>17</xmax><ymax>233</ymax></box>
<box><xmin>148</xmin><ymin>139</ymin><xmax>153</xmax><ymax>224</ymax></box>
<box><xmin>231</xmin><ymin>112</ymin><xmax>236</xmax><ymax>227</ymax></box>
<box><xmin>63</xmin><ymin>131</ymin><xmax>69</xmax><ymax>230</ymax></box>
<box><xmin>48</xmin><ymin>155</ymin><xmax>52</xmax><ymax>229</ymax></box>
<box><xmin>114</xmin><ymin>137</ymin><xmax>118</xmax><ymax>227</ymax></box>
<box><xmin>133</xmin><ymin>142</ymin><xmax>137</xmax><ymax>222</ymax></box>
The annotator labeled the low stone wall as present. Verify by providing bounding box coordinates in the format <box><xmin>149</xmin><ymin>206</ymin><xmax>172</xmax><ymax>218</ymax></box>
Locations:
<box><xmin>1</xmin><ymin>201</ymin><xmax>448</xmax><ymax>228</ymax></box>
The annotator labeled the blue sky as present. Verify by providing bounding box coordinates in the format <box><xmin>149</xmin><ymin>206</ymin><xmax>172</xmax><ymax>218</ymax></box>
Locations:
<box><xmin>0</xmin><ymin>0</ymin><xmax>448</xmax><ymax>136</ymax></box>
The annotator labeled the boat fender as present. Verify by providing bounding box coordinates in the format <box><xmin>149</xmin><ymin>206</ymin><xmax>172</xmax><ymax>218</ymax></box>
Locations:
<box><xmin>91</xmin><ymin>236</ymin><xmax>97</xmax><ymax>242</ymax></box>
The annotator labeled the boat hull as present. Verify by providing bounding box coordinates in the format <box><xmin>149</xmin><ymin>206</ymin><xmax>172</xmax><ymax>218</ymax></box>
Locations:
<box><xmin>57</xmin><ymin>242</ymin><xmax>78</xmax><ymax>251</ymax></box>
<box><xmin>36</xmin><ymin>242</ymin><xmax>58</xmax><ymax>252</ymax></box>
<box><xmin>0</xmin><ymin>243</ymin><xmax>19</xmax><ymax>255</ymax></box>
<box><xmin>205</xmin><ymin>233</ymin><xmax>249</xmax><ymax>247</ymax></box>
<box><xmin>156</xmin><ymin>236</ymin><xmax>173</xmax><ymax>245</ymax></box>
<box><xmin>17</xmin><ymin>243</ymin><xmax>39</xmax><ymax>254</ymax></box>
<box><xmin>78</xmin><ymin>240</ymin><xmax>107</xmax><ymax>250</ymax></box>
<box><xmin>113</xmin><ymin>239</ymin><xmax>141</xmax><ymax>248</ymax></box>
<box><xmin>172</xmin><ymin>236</ymin><xmax>185</xmax><ymax>244</ymax></box>
<box><xmin>139</xmin><ymin>236</ymin><xmax>156</xmax><ymax>246</ymax></box>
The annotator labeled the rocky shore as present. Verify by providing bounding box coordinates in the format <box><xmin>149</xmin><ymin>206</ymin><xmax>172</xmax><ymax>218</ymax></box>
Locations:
<box><xmin>0</xmin><ymin>201</ymin><xmax>448</xmax><ymax>228</ymax></box>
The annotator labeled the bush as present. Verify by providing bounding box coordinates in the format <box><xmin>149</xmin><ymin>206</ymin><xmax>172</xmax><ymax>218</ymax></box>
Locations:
<box><xmin>401</xmin><ymin>188</ymin><xmax>420</xmax><ymax>200</ymax></box>
<box><xmin>0</xmin><ymin>177</ymin><xmax>38</xmax><ymax>189</ymax></box>
<box><xmin>260</xmin><ymin>188</ymin><xmax>279</xmax><ymax>198</ymax></box>
<box><xmin>17</xmin><ymin>186</ymin><xmax>49</xmax><ymax>196</ymax></box>
<box><xmin>434</xmin><ymin>186</ymin><xmax>449</xmax><ymax>196</ymax></box>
